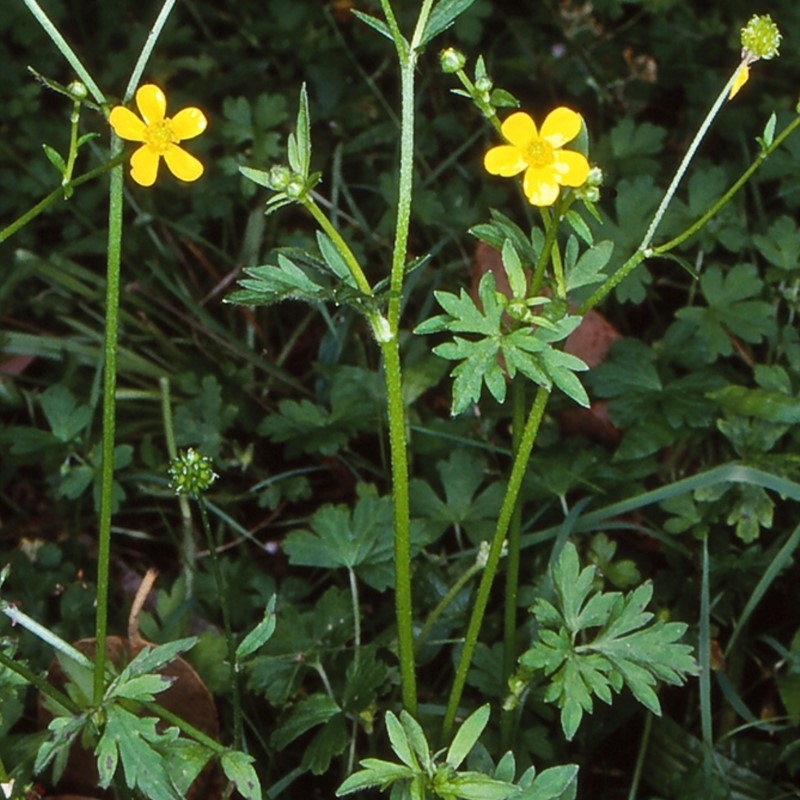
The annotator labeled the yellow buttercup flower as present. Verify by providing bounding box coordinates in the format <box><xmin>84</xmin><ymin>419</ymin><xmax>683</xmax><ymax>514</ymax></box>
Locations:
<box><xmin>484</xmin><ymin>108</ymin><xmax>590</xmax><ymax>206</ymax></box>
<box><xmin>109</xmin><ymin>84</ymin><xmax>207</xmax><ymax>187</ymax></box>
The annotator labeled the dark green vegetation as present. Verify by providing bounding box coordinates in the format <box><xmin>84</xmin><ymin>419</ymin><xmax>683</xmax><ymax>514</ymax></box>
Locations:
<box><xmin>2</xmin><ymin>1</ymin><xmax>800</xmax><ymax>798</ymax></box>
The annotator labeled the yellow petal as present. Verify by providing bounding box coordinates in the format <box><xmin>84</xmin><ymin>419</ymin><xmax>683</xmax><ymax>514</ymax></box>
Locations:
<box><xmin>109</xmin><ymin>106</ymin><xmax>146</xmax><ymax>141</ymax></box>
<box><xmin>484</xmin><ymin>144</ymin><xmax>527</xmax><ymax>177</ymax></box>
<box><xmin>540</xmin><ymin>107</ymin><xmax>582</xmax><ymax>148</ymax></box>
<box><xmin>164</xmin><ymin>144</ymin><xmax>204</xmax><ymax>182</ymax></box>
<box><xmin>729</xmin><ymin>64</ymin><xmax>749</xmax><ymax>99</ymax></box>
<box><xmin>130</xmin><ymin>145</ymin><xmax>160</xmax><ymax>187</ymax></box>
<box><xmin>500</xmin><ymin>112</ymin><xmax>537</xmax><ymax>149</ymax></box>
<box><xmin>136</xmin><ymin>84</ymin><xmax>167</xmax><ymax>125</ymax></box>
<box><xmin>171</xmin><ymin>107</ymin><xmax>208</xmax><ymax>141</ymax></box>
<box><xmin>523</xmin><ymin>166</ymin><xmax>560</xmax><ymax>206</ymax></box>
<box><xmin>553</xmin><ymin>150</ymin><xmax>590</xmax><ymax>187</ymax></box>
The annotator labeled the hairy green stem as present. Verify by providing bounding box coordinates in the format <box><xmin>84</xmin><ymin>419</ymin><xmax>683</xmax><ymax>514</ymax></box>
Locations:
<box><xmin>125</xmin><ymin>0</ymin><xmax>179</xmax><ymax>101</ymax></box>
<box><xmin>529</xmin><ymin>203</ymin><xmax>561</xmax><ymax>296</ymax></box>
<box><xmin>500</xmin><ymin>376</ymin><xmax>526</xmax><ymax>749</ymax></box>
<box><xmin>654</xmin><ymin>113</ymin><xmax>800</xmax><ymax>255</ymax></box>
<box><xmin>0</xmin><ymin>153</ymin><xmax>126</xmax><ymax>243</ymax></box>
<box><xmin>301</xmin><ymin>195</ymin><xmax>373</xmax><ymax>296</ymax></box>
<box><xmin>640</xmin><ymin>64</ymin><xmax>742</xmax><ymax>252</ymax></box>
<box><xmin>380</xmin><ymin>336</ymin><xmax>416</xmax><ymax>714</ymax></box>
<box><xmin>453</xmin><ymin>68</ymin><xmax>501</xmax><ymax>132</ymax></box>
<box><xmin>443</xmin><ymin>386</ymin><xmax>550</xmax><ymax>740</ymax></box>
<box><xmin>372</xmin><ymin>0</ymin><xmax>435</xmax><ymax>717</ymax></box>
<box><xmin>377</xmin><ymin>0</ymin><xmax>407</xmax><ymax>59</ymax></box>
<box><xmin>197</xmin><ymin>499</ymin><xmax>243</xmax><ymax>749</ymax></box>
<box><xmin>577</xmin><ymin>250</ymin><xmax>646</xmax><ymax>315</ymax></box>
<box><xmin>93</xmin><ymin>141</ymin><xmax>124</xmax><ymax>705</ymax></box>
<box><xmin>580</xmin><ymin>111</ymin><xmax>800</xmax><ymax>315</ymax></box>
<box><xmin>0</xmin><ymin>649</ymin><xmax>82</xmax><ymax>715</ymax></box>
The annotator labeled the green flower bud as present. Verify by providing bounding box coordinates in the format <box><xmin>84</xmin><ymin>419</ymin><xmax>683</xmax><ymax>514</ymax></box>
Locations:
<box><xmin>285</xmin><ymin>176</ymin><xmax>306</xmax><ymax>199</ymax></box>
<box><xmin>169</xmin><ymin>448</ymin><xmax>218</xmax><ymax>497</ymax></box>
<box><xmin>586</xmin><ymin>165</ymin><xmax>604</xmax><ymax>187</ymax></box>
<box><xmin>439</xmin><ymin>47</ymin><xmax>467</xmax><ymax>74</ymax></box>
<box><xmin>740</xmin><ymin>14</ymin><xmax>781</xmax><ymax>61</ymax></box>
<box><xmin>67</xmin><ymin>81</ymin><xmax>88</xmax><ymax>100</ymax></box>
<box><xmin>575</xmin><ymin>184</ymin><xmax>600</xmax><ymax>203</ymax></box>
<box><xmin>267</xmin><ymin>164</ymin><xmax>292</xmax><ymax>191</ymax></box>
<box><xmin>475</xmin><ymin>75</ymin><xmax>493</xmax><ymax>94</ymax></box>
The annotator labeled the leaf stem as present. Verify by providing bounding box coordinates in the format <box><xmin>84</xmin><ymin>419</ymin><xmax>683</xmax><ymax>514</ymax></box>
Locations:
<box><xmin>0</xmin><ymin>648</ymin><xmax>82</xmax><ymax>715</ymax></box>
<box><xmin>22</xmin><ymin>0</ymin><xmax>106</xmax><ymax>104</ymax></box>
<box><xmin>301</xmin><ymin>195</ymin><xmax>373</xmax><ymax>296</ymax></box>
<box><xmin>443</xmin><ymin>386</ymin><xmax>550</xmax><ymax>740</ymax></box>
<box><xmin>0</xmin><ymin>153</ymin><xmax>126</xmax><ymax>244</ymax></box>
<box><xmin>452</xmin><ymin>68</ymin><xmax>501</xmax><ymax>132</ymax></box>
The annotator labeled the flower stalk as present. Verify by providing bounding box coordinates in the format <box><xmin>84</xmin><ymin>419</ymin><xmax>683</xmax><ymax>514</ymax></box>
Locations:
<box><xmin>93</xmin><ymin>142</ymin><xmax>124</xmax><ymax>705</ymax></box>
<box><xmin>443</xmin><ymin>386</ymin><xmax>550</xmax><ymax>740</ymax></box>
<box><xmin>374</xmin><ymin>0</ymin><xmax>436</xmax><ymax>717</ymax></box>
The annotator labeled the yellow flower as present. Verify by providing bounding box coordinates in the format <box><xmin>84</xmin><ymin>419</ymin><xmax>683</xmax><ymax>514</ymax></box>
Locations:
<box><xmin>484</xmin><ymin>108</ymin><xmax>590</xmax><ymax>206</ymax></box>
<box><xmin>109</xmin><ymin>84</ymin><xmax>207</xmax><ymax>187</ymax></box>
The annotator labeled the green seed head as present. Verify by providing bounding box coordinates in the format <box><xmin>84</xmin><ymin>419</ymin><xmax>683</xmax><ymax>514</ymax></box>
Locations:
<box><xmin>741</xmin><ymin>14</ymin><xmax>781</xmax><ymax>61</ymax></box>
<box><xmin>169</xmin><ymin>448</ymin><xmax>218</xmax><ymax>497</ymax></box>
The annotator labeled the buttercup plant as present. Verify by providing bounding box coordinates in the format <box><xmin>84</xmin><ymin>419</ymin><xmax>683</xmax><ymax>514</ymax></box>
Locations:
<box><xmin>2</xmin><ymin>2</ymin><xmax>800</xmax><ymax>799</ymax></box>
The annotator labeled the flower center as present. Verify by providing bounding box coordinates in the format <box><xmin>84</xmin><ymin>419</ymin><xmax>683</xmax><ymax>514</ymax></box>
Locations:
<box><xmin>525</xmin><ymin>137</ymin><xmax>554</xmax><ymax>168</ymax></box>
<box><xmin>144</xmin><ymin>119</ymin><xmax>175</xmax><ymax>154</ymax></box>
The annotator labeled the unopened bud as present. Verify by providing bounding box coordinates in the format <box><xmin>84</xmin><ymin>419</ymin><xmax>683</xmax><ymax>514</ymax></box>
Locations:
<box><xmin>267</xmin><ymin>165</ymin><xmax>292</xmax><ymax>191</ymax></box>
<box><xmin>475</xmin><ymin>75</ymin><xmax>493</xmax><ymax>95</ymax></box>
<box><xmin>67</xmin><ymin>81</ymin><xmax>88</xmax><ymax>100</ymax></box>
<box><xmin>285</xmin><ymin>176</ymin><xmax>306</xmax><ymax>199</ymax></box>
<box><xmin>439</xmin><ymin>47</ymin><xmax>467</xmax><ymax>74</ymax></box>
